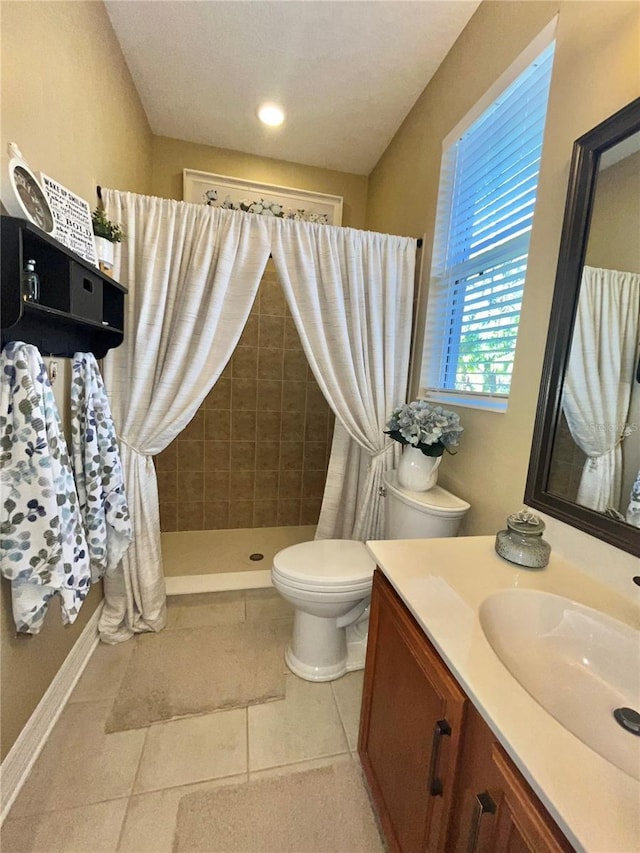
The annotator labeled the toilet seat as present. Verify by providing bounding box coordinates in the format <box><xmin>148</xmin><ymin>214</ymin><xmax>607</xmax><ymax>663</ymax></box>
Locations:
<box><xmin>272</xmin><ymin>569</ymin><xmax>372</xmax><ymax>596</ymax></box>
<box><xmin>272</xmin><ymin>539</ymin><xmax>375</xmax><ymax>593</ymax></box>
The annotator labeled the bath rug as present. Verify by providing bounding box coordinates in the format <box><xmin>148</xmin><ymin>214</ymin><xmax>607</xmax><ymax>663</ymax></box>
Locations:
<box><xmin>173</xmin><ymin>761</ymin><xmax>384</xmax><ymax>853</ymax></box>
<box><xmin>105</xmin><ymin>620</ymin><xmax>288</xmax><ymax>732</ymax></box>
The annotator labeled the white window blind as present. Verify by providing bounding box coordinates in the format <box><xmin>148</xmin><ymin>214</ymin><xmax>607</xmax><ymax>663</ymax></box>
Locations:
<box><xmin>422</xmin><ymin>41</ymin><xmax>555</xmax><ymax>403</ymax></box>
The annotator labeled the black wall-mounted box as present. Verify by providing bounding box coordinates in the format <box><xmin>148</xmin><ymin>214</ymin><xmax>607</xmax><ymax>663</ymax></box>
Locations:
<box><xmin>70</xmin><ymin>263</ymin><xmax>103</xmax><ymax>322</ymax></box>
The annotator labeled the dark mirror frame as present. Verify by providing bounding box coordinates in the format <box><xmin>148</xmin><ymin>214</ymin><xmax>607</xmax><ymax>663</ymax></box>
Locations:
<box><xmin>525</xmin><ymin>97</ymin><xmax>640</xmax><ymax>558</ymax></box>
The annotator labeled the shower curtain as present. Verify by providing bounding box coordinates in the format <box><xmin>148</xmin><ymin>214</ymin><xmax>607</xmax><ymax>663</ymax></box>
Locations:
<box><xmin>271</xmin><ymin>219</ymin><xmax>415</xmax><ymax>541</ymax></box>
<box><xmin>100</xmin><ymin>192</ymin><xmax>271</xmax><ymax>642</ymax></box>
<box><xmin>562</xmin><ymin>265</ymin><xmax>640</xmax><ymax>514</ymax></box>
<box><xmin>99</xmin><ymin>192</ymin><xmax>416</xmax><ymax>640</ymax></box>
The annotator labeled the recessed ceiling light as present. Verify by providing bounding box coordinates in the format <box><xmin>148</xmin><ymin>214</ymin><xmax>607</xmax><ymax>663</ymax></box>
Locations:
<box><xmin>258</xmin><ymin>103</ymin><xmax>285</xmax><ymax>127</ymax></box>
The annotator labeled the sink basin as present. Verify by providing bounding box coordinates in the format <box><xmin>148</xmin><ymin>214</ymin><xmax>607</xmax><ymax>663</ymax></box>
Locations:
<box><xmin>479</xmin><ymin>589</ymin><xmax>640</xmax><ymax>780</ymax></box>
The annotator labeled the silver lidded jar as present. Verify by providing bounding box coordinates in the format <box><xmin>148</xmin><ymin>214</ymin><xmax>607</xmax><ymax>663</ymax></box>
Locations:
<box><xmin>495</xmin><ymin>509</ymin><xmax>550</xmax><ymax>569</ymax></box>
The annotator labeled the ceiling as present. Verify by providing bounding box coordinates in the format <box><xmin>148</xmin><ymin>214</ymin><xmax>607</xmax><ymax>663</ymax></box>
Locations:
<box><xmin>105</xmin><ymin>1</ymin><xmax>480</xmax><ymax>176</ymax></box>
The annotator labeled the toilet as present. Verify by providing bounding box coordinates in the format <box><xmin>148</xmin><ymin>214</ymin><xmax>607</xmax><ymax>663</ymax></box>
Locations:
<box><xmin>271</xmin><ymin>470</ymin><xmax>470</xmax><ymax>682</ymax></box>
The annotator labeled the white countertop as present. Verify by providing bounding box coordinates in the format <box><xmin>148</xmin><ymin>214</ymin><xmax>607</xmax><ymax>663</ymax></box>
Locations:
<box><xmin>365</xmin><ymin>535</ymin><xmax>640</xmax><ymax>853</ymax></box>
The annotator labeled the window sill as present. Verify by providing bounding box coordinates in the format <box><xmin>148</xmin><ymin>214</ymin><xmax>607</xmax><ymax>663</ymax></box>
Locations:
<box><xmin>423</xmin><ymin>390</ymin><xmax>509</xmax><ymax>414</ymax></box>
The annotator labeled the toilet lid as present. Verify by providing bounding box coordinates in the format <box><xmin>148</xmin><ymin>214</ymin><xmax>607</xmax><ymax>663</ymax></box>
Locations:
<box><xmin>383</xmin><ymin>471</ymin><xmax>470</xmax><ymax>516</ymax></box>
<box><xmin>272</xmin><ymin>539</ymin><xmax>375</xmax><ymax>589</ymax></box>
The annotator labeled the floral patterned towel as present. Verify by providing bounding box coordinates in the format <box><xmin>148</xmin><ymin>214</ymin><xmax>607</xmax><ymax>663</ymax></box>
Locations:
<box><xmin>0</xmin><ymin>342</ymin><xmax>91</xmax><ymax>634</ymax></box>
<box><xmin>71</xmin><ymin>353</ymin><xmax>132</xmax><ymax>583</ymax></box>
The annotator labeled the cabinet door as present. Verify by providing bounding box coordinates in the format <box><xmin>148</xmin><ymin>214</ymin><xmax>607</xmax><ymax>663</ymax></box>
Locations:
<box><xmin>489</xmin><ymin>745</ymin><xmax>572</xmax><ymax>853</ymax></box>
<box><xmin>359</xmin><ymin>570</ymin><xmax>466</xmax><ymax>853</ymax></box>
<box><xmin>450</xmin><ymin>706</ymin><xmax>572</xmax><ymax>853</ymax></box>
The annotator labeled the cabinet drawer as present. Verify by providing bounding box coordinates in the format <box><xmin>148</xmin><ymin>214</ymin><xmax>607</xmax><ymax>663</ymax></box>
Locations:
<box><xmin>70</xmin><ymin>262</ymin><xmax>103</xmax><ymax>322</ymax></box>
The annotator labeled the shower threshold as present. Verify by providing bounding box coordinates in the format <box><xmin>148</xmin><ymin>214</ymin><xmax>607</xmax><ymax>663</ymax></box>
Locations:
<box><xmin>161</xmin><ymin>525</ymin><xmax>316</xmax><ymax>595</ymax></box>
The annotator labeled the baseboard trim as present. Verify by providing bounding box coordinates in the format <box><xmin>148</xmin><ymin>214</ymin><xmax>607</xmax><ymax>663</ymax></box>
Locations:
<box><xmin>165</xmin><ymin>570</ymin><xmax>273</xmax><ymax>595</ymax></box>
<box><xmin>0</xmin><ymin>602</ymin><xmax>103</xmax><ymax>824</ymax></box>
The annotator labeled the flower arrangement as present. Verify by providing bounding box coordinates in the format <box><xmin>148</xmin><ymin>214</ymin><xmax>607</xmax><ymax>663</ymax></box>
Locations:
<box><xmin>385</xmin><ymin>400</ymin><xmax>463</xmax><ymax>457</ymax></box>
<box><xmin>202</xmin><ymin>189</ymin><xmax>329</xmax><ymax>224</ymax></box>
<box><xmin>91</xmin><ymin>206</ymin><xmax>123</xmax><ymax>243</ymax></box>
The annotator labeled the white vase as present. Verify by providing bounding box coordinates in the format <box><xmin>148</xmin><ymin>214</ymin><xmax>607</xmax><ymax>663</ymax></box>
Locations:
<box><xmin>94</xmin><ymin>236</ymin><xmax>115</xmax><ymax>275</ymax></box>
<box><xmin>397</xmin><ymin>446</ymin><xmax>442</xmax><ymax>491</ymax></box>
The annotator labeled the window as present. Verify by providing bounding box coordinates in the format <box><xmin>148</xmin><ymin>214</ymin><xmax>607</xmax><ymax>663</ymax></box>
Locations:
<box><xmin>421</xmin><ymin>36</ymin><xmax>555</xmax><ymax>410</ymax></box>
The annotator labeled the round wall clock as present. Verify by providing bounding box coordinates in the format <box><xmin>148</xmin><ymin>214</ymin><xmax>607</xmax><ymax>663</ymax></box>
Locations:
<box><xmin>2</xmin><ymin>143</ymin><xmax>55</xmax><ymax>234</ymax></box>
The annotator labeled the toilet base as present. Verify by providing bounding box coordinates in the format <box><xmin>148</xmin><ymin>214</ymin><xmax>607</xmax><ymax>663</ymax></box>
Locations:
<box><xmin>345</xmin><ymin>620</ymin><xmax>368</xmax><ymax>672</ymax></box>
<box><xmin>284</xmin><ymin>610</ymin><xmax>369</xmax><ymax>682</ymax></box>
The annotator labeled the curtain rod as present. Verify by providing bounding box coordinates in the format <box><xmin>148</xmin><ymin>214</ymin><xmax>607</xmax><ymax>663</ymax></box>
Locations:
<box><xmin>97</xmin><ymin>185</ymin><xmax>424</xmax><ymax>250</ymax></box>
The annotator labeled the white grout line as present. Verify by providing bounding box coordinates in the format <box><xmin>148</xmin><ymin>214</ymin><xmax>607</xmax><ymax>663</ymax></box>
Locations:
<box><xmin>245</xmin><ymin>707</ymin><xmax>251</xmax><ymax>780</ymax></box>
<box><xmin>115</xmin><ymin>726</ymin><xmax>150</xmax><ymax>852</ymax></box>
<box><xmin>330</xmin><ymin>680</ymin><xmax>352</xmax><ymax>753</ymax></box>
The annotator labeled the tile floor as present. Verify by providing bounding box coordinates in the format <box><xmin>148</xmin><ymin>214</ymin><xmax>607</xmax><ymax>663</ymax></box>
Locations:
<box><xmin>1</xmin><ymin>589</ymin><xmax>376</xmax><ymax>853</ymax></box>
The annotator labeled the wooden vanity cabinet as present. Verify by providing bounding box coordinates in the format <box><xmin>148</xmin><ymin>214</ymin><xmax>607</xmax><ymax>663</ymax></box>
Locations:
<box><xmin>358</xmin><ymin>569</ymin><xmax>466</xmax><ymax>852</ymax></box>
<box><xmin>448</xmin><ymin>705</ymin><xmax>573</xmax><ymax>853</ymax></box>
<box><xmin>359</xmin><ymin>569</ymin><xmax>573</xmax><ymax>853</ymax></box>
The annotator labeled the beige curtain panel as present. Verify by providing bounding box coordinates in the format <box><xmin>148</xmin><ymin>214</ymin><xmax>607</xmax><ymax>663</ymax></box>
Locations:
<box><xmin>101</xmin><ymin>191</ymin><xmax>271</xmax><ymax>643</ymax></box>
<box><xmin>270</xmin><ymin>218</ymin><xmax>416</xmax><ymax>541</ymax></box>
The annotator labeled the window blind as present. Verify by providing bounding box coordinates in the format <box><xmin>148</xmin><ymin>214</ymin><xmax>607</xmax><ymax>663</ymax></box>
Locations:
<box><xmin>422</xmin><ymin>42</ymin><xmax>555</xmax><ymax>399</ymax></box>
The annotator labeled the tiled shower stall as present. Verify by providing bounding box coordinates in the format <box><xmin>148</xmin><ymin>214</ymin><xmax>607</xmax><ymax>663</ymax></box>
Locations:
<box><xmin>155</xmin><ymin>260</ymin><xmax>334</xmax><ymax>534</ymax></box>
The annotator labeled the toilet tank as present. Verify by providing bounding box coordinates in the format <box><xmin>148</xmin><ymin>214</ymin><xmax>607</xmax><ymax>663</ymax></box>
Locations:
<box><xmin>383</xmin><ymin>471</ymin><xmax>470</xmax><ymax>539</ymax></box>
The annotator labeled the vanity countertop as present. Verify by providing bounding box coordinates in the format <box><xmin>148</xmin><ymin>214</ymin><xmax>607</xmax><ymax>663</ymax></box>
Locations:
<box><xmin>365</xmin><ymin>535</ymin><xmax>640</xmax><ymax>853</ymax></box>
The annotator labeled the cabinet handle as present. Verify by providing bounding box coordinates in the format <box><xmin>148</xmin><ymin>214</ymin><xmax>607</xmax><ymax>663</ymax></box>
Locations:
<box><xmin>427</xmin><ymin>718</ymin><xmax>451</xmax><ymax>796</ymax></box>
<box><xmin>466</xmin><ymin>791</ymin><xmax>496</xmax><ymax>853</ymax></box>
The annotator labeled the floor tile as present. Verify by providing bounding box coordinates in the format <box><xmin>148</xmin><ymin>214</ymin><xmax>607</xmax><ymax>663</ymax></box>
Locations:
<box><xmin>248</xmin><ymin>674</ymin><xmax>348</xmax><ymax>770</ymax></box>
<box><xmin>117</xmin><ymin>776</ymin><xmax>247</xmax><ymax>853</ymax></box>
<box><xmin>10</xmin><ymin>702</ymin><xmax>146</xmax><ymax>817</ymax></box>
<box><xmin>249</xmin><ymin>750</ymin><xmax>355</xmax><ymax>781</ymax></box>
<box><xmin>7</xmin><ymin>575</ymin><xmax>373</xmax><ymax>851</ymax></box>
<box><xmin>68</xmin><ymin>640</ymin><xmax>135</xmax><ymax>704</ymax></box>
<box><xmin>166</xmin><ymin>591</ymin><xmax>245</xmax><ymax>629</ymax></box>
<box><xmin>134</xmin><ymin>708</ymin><xmax>247</xmax><ymax>793</ymax></box>
<box><xmin>331</xmin><ymin>669</ymin><xmax>365</xmax><ymax>750</ymax></box>
<box><xmin>245</xmin><ymin>587</ymin><xmax>293</xmax><ymax>621</ymax></box>
<box><xmin>1</xmin><ymin>798</ymin><xmax>128</xmax><ymax>853</ymax></box>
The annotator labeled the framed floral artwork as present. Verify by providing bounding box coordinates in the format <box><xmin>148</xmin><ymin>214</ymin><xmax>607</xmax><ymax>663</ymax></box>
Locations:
<box><xmin>183</xmin><ymin>169</ymin><xmax>343</xmax><ymax>225</ymax></box>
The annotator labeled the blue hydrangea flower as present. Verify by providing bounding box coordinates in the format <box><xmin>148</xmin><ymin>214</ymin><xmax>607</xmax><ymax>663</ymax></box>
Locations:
<box><xmin>385</xmin><ymin>400</ymin><xmax>463</xmax><ymax>456</ymax></box>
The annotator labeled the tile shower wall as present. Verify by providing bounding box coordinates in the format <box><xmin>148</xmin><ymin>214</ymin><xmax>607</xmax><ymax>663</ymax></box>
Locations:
<box><xmin>155</xmin><ymin>261</ymin><xmax>334</xmax><ymax>532</ymax></box>
<box><xmin>547</xmin><ymin>412</ymin><xmax>585</xmax><ymax>503</ymax></box>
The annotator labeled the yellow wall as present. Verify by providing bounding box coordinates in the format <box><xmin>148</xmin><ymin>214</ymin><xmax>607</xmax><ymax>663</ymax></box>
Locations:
<box><xmin>0</xmin><ymin>0</ymin><xmax>152</xmax><ymax>760</ymax></box>
<box><xmin>1</xmin><ymin>0</ymin><xmax>152</xmax><ymax>204</ymax></box>
<box><xmin>151</xmin><ymin>136</ymin><xmax>368</xmax><ymax>229</ymax></box>
<box><xmin>366</xmin><ymin>0</ymin><xmax>640</xmax><ymax>536</ymax></box>
<box><xmin>586</xmin><ymin>149</ymin><xmax>640</xmax><ymax>273</ymax></box>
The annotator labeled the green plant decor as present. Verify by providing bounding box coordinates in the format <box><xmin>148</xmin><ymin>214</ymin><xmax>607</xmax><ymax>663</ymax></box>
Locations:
<box><xmin>91</xmin><ymin>206</ymin><xmax>123</xmax><ymax>243</ymax></box>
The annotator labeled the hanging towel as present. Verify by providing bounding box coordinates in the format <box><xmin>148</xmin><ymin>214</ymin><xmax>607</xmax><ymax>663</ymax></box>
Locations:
<box><xmin>0</xmin><ymin>342</ymin><xmax>91</xmax><ymax>634</ymax></box>
<box><xmin>70</xmin><ymin>353</ymin><xmax>132</xmax><ymax>582</ymax></box>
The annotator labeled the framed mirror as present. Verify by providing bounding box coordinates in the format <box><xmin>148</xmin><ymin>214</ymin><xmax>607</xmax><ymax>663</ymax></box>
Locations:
<box><xmin>525</xmin><ymin>97</ymin><xmax>640</xmax><ymax>558</ymax></box>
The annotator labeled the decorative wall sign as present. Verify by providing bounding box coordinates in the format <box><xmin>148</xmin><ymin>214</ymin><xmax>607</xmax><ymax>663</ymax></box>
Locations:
<box><xmin>183</xmin><ymin>169</ymin><xmax>343</xmax><ymax>226</ymax></box>
<box><xmin>40</xmin><ymin>174</ymin><xmax>98</xmax><ymax>266</ymax></box>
